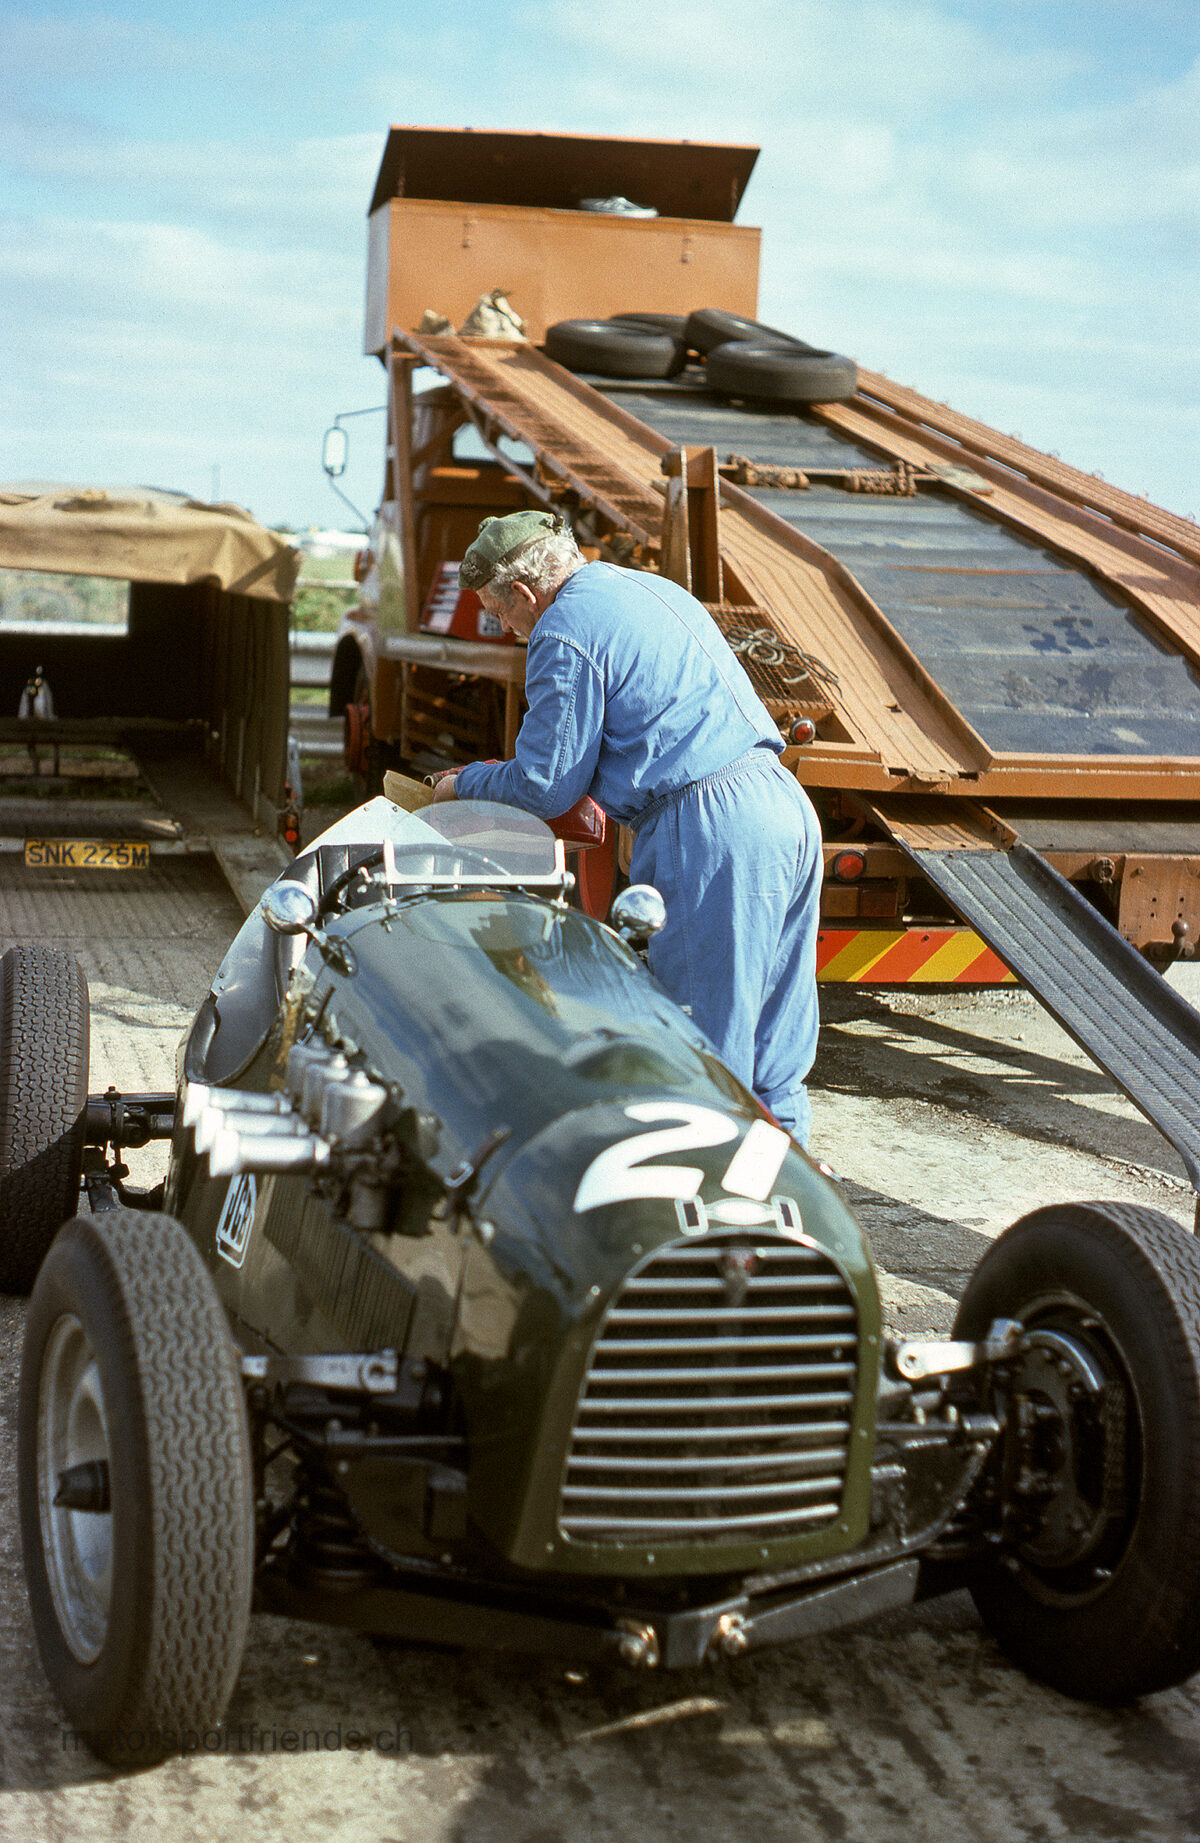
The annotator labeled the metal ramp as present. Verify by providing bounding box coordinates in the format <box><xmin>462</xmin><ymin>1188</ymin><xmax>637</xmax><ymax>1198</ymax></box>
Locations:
<box><xmin>876</xmin><ymin>812</ymin><xmax>1200</xmax><ymax>1192</ymax></box>
<box><xmin>400</xmin><ymin>333</ymin><xmax>1200</xmax><ymax>805</ymax></box>
<box><xmin>393</xmin><ymin>333</ymin><xmax>1200</xmax><ymax>1198</ymax></box>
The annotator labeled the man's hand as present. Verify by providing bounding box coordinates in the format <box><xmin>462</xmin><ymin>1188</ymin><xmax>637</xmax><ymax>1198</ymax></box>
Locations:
<box><xmin>431</xmin><ymin>772</ymin><xmax>458</xmax><ymax>804</ymax></box>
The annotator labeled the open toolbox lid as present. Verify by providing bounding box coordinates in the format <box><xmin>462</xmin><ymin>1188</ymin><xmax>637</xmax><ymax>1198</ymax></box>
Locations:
<box><xmin>369</xmin><ymin>125</ymin><xmax>760</xmax><ymax>223</ymax></box>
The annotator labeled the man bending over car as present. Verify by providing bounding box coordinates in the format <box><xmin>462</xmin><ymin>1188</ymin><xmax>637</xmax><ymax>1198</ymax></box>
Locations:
<box><xmin>432</xmin><ymin>510</ymin><xmax>822</xmax><ymax>1146</ymax></box>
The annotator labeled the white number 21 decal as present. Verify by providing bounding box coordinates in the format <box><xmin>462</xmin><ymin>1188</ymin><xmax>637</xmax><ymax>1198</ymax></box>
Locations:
<box><xmin>573</xmin><ymin>1103</ymin><xmax>739</xmax><ymax>1213</ymax></box>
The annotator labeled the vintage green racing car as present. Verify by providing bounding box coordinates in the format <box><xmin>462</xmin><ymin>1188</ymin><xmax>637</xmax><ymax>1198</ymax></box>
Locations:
<box><xmin>4</xmin><ymin>794</ymin><xmax>1200</xmax><ymax>1766</ymax></box>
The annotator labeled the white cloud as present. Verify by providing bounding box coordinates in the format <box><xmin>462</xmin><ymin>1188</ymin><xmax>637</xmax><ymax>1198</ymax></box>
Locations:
<box><xmin>0</xmin><ymin>9</ymin><xmax>374</xmax><ymax>103</ymax></box>
<box><xmin>0</xmin><ymin>117</ymin><xmax>381</xmax><ymax>236</ymax></box>
<box><xmin>942</xmin><ymin>55</ymin><xmax>1200</xmax><ymax>231</ymax></box>
<box><xmin>534</xmin><ymin>0</ymin><xmax>1084</xmax><ymax>113</ymax></box>
<box><xmin>0</xmin><ymin>195</ymin><xmax>379</xmax><ymax>520</ymax></box>
<box><xmin>515</xmin><ymin>0</ymin><xmax>1197</xmax><ymax>256</ymax></box>
<box><xmin>0</xmin><ymin>2</ymin><xmax>1196</xmax><ymax>520</ymax></box>
<box><xmin>0</xmin><ymin>214</ymin><xmax>357</xmax><ymax>342</ymax></box>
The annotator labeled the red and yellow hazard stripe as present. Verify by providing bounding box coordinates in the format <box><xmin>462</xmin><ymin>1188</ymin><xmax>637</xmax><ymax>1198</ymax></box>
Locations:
<box><xmin>817</xmin><ymin>928</ymin><xmax>1016</xmax><ymax>984</ymax></box>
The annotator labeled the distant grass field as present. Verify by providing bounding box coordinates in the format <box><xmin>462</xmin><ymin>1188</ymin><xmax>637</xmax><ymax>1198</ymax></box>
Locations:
<box><xmin>293</xmin><ymin>549</ymin><xmax>362</xmax><ymax>632</ymax></box>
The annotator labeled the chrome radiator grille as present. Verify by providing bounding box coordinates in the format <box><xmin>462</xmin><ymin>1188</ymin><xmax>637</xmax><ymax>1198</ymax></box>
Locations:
<box><xmin>559</xmin><ymin>1232</ymin><xmax>858</xmax><ymax>1545</ymax></box>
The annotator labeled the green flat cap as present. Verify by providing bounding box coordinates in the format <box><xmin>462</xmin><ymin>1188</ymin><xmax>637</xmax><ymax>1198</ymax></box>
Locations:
<box><xmin>459</xmin><ymin>510</ymin><xmax>562</xmax><ymax>592</ymax></box>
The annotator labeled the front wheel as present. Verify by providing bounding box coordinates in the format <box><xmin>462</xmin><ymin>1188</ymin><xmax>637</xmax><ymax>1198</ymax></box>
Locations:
<box><xmin>955</xmin><ymin>1202</ymin><xmax>1200</xmax><ymax>1701</ymax></box>
<box><xmin>18</xmin><ymin>1211</ymin><xmax>254</xmax><ymax>1765</ymax></box>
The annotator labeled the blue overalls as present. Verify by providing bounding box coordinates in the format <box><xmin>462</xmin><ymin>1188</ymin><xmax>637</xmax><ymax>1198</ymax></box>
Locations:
<box><xmin>454</xmin><ymin>564</ymin><xmax>822</xmax><ymax>1144</ymax></box>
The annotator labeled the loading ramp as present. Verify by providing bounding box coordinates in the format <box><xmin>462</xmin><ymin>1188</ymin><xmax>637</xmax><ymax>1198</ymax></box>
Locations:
<box><xmin>354</xmin><ymin>329</ymin><xmax>1200</xmax><ymax>1195</ymax></box>
<box><xmin>391</xmin><ymin>333</ymin><xmax>1200</xmax><ymax>798</ymax></box>
<box><xmin>868</xmin><ymin>800</ymin><xmax>1200</xmax><ymax>1194</ymax></box>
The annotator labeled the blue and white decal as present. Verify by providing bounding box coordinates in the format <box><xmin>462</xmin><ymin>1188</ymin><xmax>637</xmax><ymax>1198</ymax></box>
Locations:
<box><xmin>215</xmin><ymin>1173</ymin><xmax>258</xmax><ymax>1269</ymax></box>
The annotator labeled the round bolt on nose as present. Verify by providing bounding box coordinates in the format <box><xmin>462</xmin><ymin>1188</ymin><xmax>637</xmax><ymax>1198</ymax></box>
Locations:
<box><xmin>711</xmin><ymin>1611</ymin><xmax>749</xmax><ymax>1658</ymax></box>
<box><xmin>615</xmin><ymin>1620</ymin><xmax>659</xmax><ymax>1668</ymax></box>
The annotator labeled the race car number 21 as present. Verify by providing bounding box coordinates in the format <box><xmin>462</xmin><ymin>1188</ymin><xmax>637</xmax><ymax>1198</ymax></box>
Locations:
<box><xmin>572</xmin><ymin>1104</ymin><xmax>789</xmax><ymax>1214</ymax></box>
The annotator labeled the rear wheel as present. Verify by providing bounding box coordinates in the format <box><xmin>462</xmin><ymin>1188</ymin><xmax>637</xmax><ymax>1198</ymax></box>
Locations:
<box><xmin>955</xmin><ymin>1202</ymin><xmax>1200</xmax><ymax>1701</ymax></box>
<box><xmin>18</xmin><ymin>1211</ymin><xmax>254</xmax><ymax>1765</ymax></box>
<box><xmin>0</xmin><ymin>945</ymin><xmax>89</xmax><ymax>1293</ymax></box>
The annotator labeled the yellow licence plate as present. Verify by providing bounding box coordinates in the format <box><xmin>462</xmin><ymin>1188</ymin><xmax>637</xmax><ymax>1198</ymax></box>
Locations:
<box><xmin>24</xmin><ymin>839</ymin><xmax>150</xmax><ymax>871</ymax></box>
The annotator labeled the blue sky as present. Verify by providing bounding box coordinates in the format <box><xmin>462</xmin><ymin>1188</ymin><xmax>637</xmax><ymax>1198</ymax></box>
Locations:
<box><xmin>2</xmin><ymin>0</ymin><xmax>1197</xmax><ymax>530</ymax></box>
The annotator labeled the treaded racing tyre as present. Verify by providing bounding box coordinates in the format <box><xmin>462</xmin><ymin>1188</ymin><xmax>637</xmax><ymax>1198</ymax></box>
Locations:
<box><xmin>954</xmin><ymin>1201</ymin><xmax>1200</xmax><ymax>1702</ymax></box>
<box><xmin>544</xmin><ymin>318</ymin><xmax>683</xmax><ymax>379</ymax></box>
<box><xmin>683</xmin><ymin>308</ymin><xmax>805</xmax><ymax>353</ymax></box>
<box><xmin>705</xmin><ymin>341</ymin><xmax>858</xmax><ymax>404</ymax></box>
<box><xmin>18</xmin><ymin>1210</ymin><xmax>254</xmax><ymax>1766</ymax></box>
<box><xmin>0</xmin><ymin>945</ymin><xmax>89</xmax><ymax>1293</ymax></box>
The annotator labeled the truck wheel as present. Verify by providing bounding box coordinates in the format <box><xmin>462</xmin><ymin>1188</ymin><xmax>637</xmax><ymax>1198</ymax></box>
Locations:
<box><xmin>544</xmin><ymin>319</ymin><xmax>684</xmax><ymax>379</ymax></box>
<box><xmin>0</xmin><ymin>945</ymin><xmax>89</xmax><ymax>1294</ymax></box>
<box><xmin>683</xmin><ymin>308</ymin><xmax>805</xmax><ymax>353</ymax></box>
<box><xmin>344</xmin><ymin>665</ymin><xmax>393</xmax><ymax>796</ymax></box>
<box><xmin>954</xmin><ymin>1201</ymin><xmax>1200</xmax><ymax>1702</ymax></box>
<box><xmin>343</xmin><ymin>666</ymin><xmax>373</xmax><ymax>787</ymax></box>
<box><xmin>18</xmin><ymin>1211</ymin><xmax>254</xmax><ymax>1766</ymax></box>
<box><xmin>706</xmin><ymin>342</ymin><xmax>858</xmax><ymax>404</ymax></box>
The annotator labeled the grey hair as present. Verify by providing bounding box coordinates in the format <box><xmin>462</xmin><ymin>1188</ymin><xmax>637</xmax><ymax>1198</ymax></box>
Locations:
<box><xmin>488</xmin><ymin>525</ymin><xmax>584</xmax><ymax>602</ymax></box>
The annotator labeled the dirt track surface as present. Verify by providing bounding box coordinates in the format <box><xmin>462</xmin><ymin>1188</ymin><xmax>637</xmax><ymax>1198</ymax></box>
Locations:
<box><xmin>2</xmin><ymin>863</ymin><xmax>1199</xmax><ymax>1842</ymax></box>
